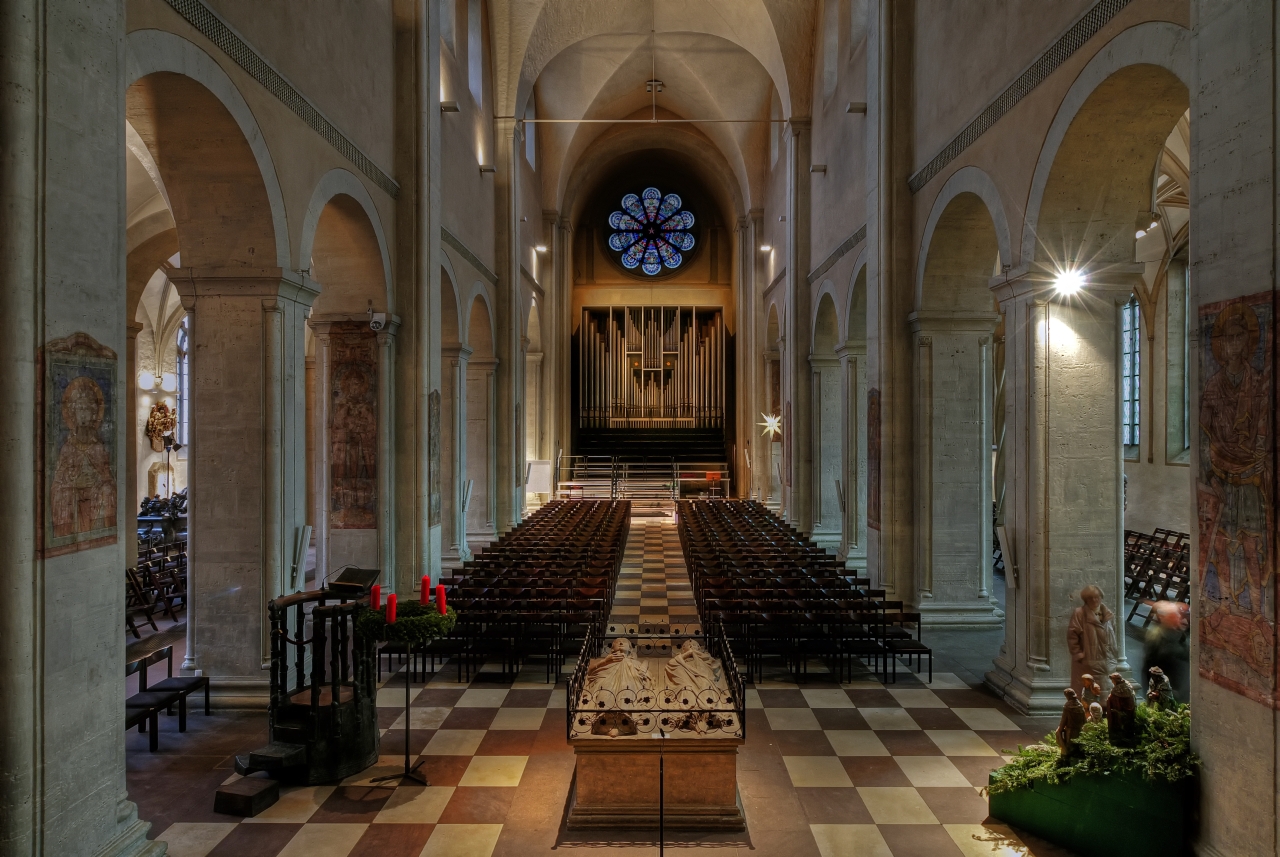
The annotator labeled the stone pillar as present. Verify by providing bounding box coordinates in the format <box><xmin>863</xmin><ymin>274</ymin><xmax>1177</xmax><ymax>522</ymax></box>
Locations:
<box><xmin>376</xmin><ymin>324</ymin><xmax>398</xmax><ymax>583</ymax></box>
<box><xmin>784</xmin><ymin>119</ymin><xmax>813</xmax><ymax>532</ymax></box>
<box><xmin>985</xmin><ymin>273</ymin><xmax>1133</xmax><ymax>713</ymax></box>
<box><xmin>443</xmin><ymin>344</ymin><xmax>473</xmax><ymax>563</ymax></box>
<box><xmin>837</xmin><ymin>341</ymin><xmax>868</xmax><ymax>571</ymax></box>
<box><xmin>466</xmin><ymin>358</ymin><xmax>499</xmax><ymax>546</ymax></box>
<box><xmin>125</xmin><ymin>321</ymin><xmax>145</xmax><ymax>568</ymax></box>
<box><xmin>493</xmin><ymin>116</ymin><xmax>522</xmax><ymax>532</ymax></box>
<box><xmin>908</xmin><ymin>312</ymin><xmax>1003</xmax><ymax>626</ymax></box>
<box><xmin>175</xmin><ymin>268</ymin><xmax>316</xmax><ymax>706</ymax></box>
<box><xmin>549</xmin><ymin>214</ymin><xmax>572</xmax><ymax>467</ymax></box>
<box><xmin>809</xmin><ymin>354</ymin><xmax>842</xmax><ymax>549</ymax></box>
<box><xmin>311</xmin><ymin>322</ymin><xmax>333</xmax><ymax>585</ymax></box>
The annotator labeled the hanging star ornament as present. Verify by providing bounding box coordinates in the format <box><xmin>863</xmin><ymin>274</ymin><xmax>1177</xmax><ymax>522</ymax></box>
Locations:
<box><xmin>759</xmin><ymin>413</ymin><xmax>783</xmax><ymax>439</ymax></box>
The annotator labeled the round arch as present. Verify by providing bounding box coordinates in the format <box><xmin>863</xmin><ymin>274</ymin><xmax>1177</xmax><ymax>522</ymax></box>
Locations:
<box><xmin>300</xmin><ymin>169</ymin><xmax>394</xmax><ymax>313</ymax></box>
<box><xmin>125</xmin><ymin>29</ymin><xmax>290</xmax><ymax>269</ymax></box>
<box><xmin>846</xmin><ymin>259</ymin><xmax>868</xmax><ymax>347</ymax></box>
<box><xmin>812</xmin><ymin>280</ymin><xmax>843</xmax><ymax>349</ymax></box>
<box><xmin>464</xmin><ymin>286</ymin><xmax>497</xmax><ymax>353</ymax></box>
<box><xmin>916</xmin><ymin>166</ymin><xmax>1011</xmax><ymax>312</ymax></box>
<box><xmin>1020</xmin><ymin>21</ymin><xmax>1191</xmax><ymax>269</ymax></box>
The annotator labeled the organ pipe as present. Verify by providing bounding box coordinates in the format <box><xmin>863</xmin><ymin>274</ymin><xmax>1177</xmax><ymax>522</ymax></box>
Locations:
<box><xmin>578</xmin><ymin>306</ymin><xmax>724</xmax><ymax>429</ymax></box>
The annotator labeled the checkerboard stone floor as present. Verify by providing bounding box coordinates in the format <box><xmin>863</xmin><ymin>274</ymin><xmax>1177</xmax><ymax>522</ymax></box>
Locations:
<box><xmin>607</xmin><ymin>518</ymin><xmax>700</xmax><ymax>630</ymax></box>
<box><xmin>129</xmin><ymin>519</ymin><xmax>1076</xmax><ymax>857</ymax></box>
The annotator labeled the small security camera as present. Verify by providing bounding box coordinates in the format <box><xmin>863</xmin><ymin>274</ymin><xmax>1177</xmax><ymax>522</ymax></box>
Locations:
<box><xmin>369</xmin><ymin>312</ymin><xmax>388</xmax><ymax>331</ymax></box>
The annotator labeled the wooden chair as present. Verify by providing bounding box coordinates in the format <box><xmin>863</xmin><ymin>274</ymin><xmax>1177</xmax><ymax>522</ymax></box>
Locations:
<box><xmin>125</xmin><ymin>647</ymin><xmax>183</xmax><ymax>751</ymax></box>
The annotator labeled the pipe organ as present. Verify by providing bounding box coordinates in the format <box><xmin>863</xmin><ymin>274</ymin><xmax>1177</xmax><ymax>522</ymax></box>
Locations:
<box><xmin>579</xmin><ymin>306</ymin><xmax>725</xmax><ymax>428</ymax></box>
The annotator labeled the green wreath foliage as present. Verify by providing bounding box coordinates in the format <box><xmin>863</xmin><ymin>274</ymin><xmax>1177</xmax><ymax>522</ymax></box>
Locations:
<box><xmin>986</xmin><ymin>703</ymin><xmax>1199</xmax><ymax>795</ymax></box>
<box><xmin>356</xmin><ymin>599</ymin><xmax>458</xmax><ymax>645</ymax></box>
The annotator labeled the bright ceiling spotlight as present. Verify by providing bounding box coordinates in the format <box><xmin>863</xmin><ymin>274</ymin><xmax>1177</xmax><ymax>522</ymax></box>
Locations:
<box><xmin>535</xmin><ymin>245</ymin><xmax>547</xmax><ymax>252</ymax></box>
<box><xmin>1054</xmin><ymin>269</ymin><xmax>1086</xmax><ymax>296</ymax></box>
<box><xmin>138</xmin><ymin>370</ymin><xmax>156</xmax><ymax>390</ymax></box>
<box><xmin>160</xmin><ymin>373</ymin><xmax>178</xmax><ymax>393</ymax></box>
<box><xmin>759</xmin><ymin>244</ymin><xmax>772</xmax><ymax>252</ymax></box>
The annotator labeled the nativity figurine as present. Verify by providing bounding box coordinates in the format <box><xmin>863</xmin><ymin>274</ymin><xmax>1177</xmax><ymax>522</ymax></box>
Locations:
<box><xmin>1106</xmin><ymin>672</ymin><xmax>1139</xmax><ymax>747</ymax></box>
<box><xmin>1146</xmin><ymin>666</ymin><xmax>1176</xmax><ymax>711</ymax></box>
<box><xmin>1079</xmin><ymin>673</ymin><xmax>1105</xmax><ymax>709</ymax></box>
<box><xmin>1055</xmin><ymin>688</ymin><xmax>1088</xmax><ymax>758</ymax></box>
<box><xmin>1067</xmin><ymin>586</ymin><xmax>1119</xmax><ymax>700</ymax></box>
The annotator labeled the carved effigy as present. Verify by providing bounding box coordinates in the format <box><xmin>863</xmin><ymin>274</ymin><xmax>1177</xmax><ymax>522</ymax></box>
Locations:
<box><xmin>574</xmin><ymin>636</ymin><xmax>739</xmax><ymax>739</ymax></box>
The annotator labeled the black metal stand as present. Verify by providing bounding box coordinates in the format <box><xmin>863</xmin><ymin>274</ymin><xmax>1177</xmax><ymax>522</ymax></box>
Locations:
<box><xmin>372</xmin><ymin>646</ymin><xmax>429</xmax><ymax>786</ymax></box>
<box><xmin>658</xmin><ymin>727</ymin><xmax>666</xmax><ymax>857</ymax></box>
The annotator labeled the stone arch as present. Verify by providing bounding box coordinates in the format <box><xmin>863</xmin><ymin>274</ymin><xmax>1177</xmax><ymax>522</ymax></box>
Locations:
<box><xmin>1020</xmin><ymin>22</ymin><xmax>1191</xmax><ymax>270</ymax></box>
<box><xmin>125</xmin><ymin>29</ymin><xmax>289</xmax><ymax>269</ymax></box>
<box><xmin>916</xmin><ymin>166</ymin><xmax>1010</xmax><ymax>312</ymax></box>
<box><xmin>464</xmin><ymin>286</ymin><xmax>497</xmax><ymax>352</ymax></box>
<box><xmin>301</xmin><ymin>169</ymin><xmax>394</xmax><ymax>314</ymax></box>
<box><xmin>847</xmin><ymin>261</ymin><xmax>867</xmax><ymax>347</ymax></box>
<box><xmin>812</xmin><ymin>290</ymin><xmax>840</xmax><ymax>355</ymax></box>
<box><xmin>812</xmin><ymin>279</ymin><xmax>844</xmax><ymax>347</ymax></box>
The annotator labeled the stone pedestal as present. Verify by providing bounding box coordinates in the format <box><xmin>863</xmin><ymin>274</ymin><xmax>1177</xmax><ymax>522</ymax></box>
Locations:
<box><xmin>909</xmin><ymin>311</ymin><xmax>1003</xmax><ymax>626</ymax></box>
<box><xmin>567</xmin><ymin>737</ymin><xmax>745</xmax><ymax>830</ymax></box>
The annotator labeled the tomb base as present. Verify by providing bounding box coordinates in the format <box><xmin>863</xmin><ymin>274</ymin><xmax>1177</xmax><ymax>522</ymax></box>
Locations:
<box><xmin>565</xmin><ymin>737</ymin><xmax>745</xmax><ymax>830</ymax></box>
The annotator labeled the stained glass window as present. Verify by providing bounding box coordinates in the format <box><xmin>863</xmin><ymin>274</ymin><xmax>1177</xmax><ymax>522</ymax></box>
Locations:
<box><xmin>607</xmin><ymin>187</ymin><xmax>695</xmax><ymax>276</ymax></box>
<box><xmin>1122</xmin><ymin>296</ymin><xmax>1140</xmax><ymax>450</ymax></box>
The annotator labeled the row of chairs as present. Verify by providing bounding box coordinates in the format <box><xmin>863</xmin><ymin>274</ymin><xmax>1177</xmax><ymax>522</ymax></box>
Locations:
<box><xmin>679</xmin><ymin>500</ymin><xmax>931</xmax><ymax>683</ymax></box>
<box><xmin>1124</xmin><ymin>527</ymin><xmax>1190</xmax><ymax>626</ymax></box>
<box><xmin>125</xmin><ymin>645</ymin><xmax>209</xmax><ymax>752</ymax></box>
<box><xmin>126</xmin><ymin>537</ymin><xmax>188</xmax><ymax>638</ymax></box>
<box><xmin>415</xmin><ymin>500</ymin><xmax>632</xmax><ymax>681</ymax></box>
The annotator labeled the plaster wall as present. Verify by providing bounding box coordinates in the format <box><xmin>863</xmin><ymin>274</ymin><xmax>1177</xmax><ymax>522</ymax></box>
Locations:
<box><xmin>203</xmin><ymin>0</ymin><xmax>395</xmax><ymax>169</ymax></box>
<box><xmin>126</xmin><ymin>0</ymin><xmax>399</xmax><ymax>282</ymax></box>
<box><xmin>809</xmin><ymin>16</ymin><xmax>868</xmax><ymax>267</ymax></box>
<box><xmin>911</xmin><ymin>0</ymin><xmax>1094</xmax><ymax>168</ymax></box>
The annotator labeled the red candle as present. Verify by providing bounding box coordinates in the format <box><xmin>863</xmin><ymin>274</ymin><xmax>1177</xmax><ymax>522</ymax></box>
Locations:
<box><xmin>421</xmin><ymin>575</ymin><xmax>430</xmax><ymax>605</ymax></box>
<box><xmin>436</xmin><ymin>584</ymin><xmax>447</xmax><ymax>615</ymax></box>
<box><xmin>370</xmin><ymin>584</ymin><xmax>381</xmax><ymax>610</ymax></box>
<box><xmin>386</xmin><ymin>593</ymin><xmax>397</xmax><ymax>624</ymax></box>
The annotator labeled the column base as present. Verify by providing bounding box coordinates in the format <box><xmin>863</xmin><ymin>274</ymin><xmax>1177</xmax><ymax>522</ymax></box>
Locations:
<box><xmin>95</xmin><ymin>802</ymin><xmax>167</xmax><ymax>857</ymax></box>
<box><xmin>208</xmin><ymin>678</ymin><xmax>272</xmax><ymax>710</ymax></box>
<box><xmin>916</xmin><ymin>600</ymin><xmax>1004</xmax><ymax>628</ymax></box>
<box><xmin>809</xmin><ymin>529</ymin><xmax>842</xmax><ymax>552</ymax></box>
<box><xmin>983</xmin><ymin>663</ymin><xmax>1070</xmax><ymax>715</ymax></box>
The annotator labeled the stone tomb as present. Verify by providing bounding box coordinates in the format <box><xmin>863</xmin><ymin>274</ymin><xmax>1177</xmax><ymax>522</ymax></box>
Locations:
<box><xmin>565</xmin><ymin>636</ymin><xmax>746</xmax><ymax>830</ymax></box>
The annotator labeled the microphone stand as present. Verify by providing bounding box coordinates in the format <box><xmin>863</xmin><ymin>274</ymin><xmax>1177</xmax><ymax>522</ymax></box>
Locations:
<box><xmin>372</xmin><ymin>629</ymin><xmax>429</xmax><ymax>786</ymax></box>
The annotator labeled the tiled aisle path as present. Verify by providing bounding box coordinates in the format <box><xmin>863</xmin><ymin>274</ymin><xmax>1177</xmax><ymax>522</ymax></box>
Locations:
<box><xmin>130</xmin><ymin>518</ymin><xmax>1074</xmax><ymax>857</ymax></box>
<box><xmin>607</xmin><ymin>518</ymin><xmax>700</xmax><ymax>630</ymax></box>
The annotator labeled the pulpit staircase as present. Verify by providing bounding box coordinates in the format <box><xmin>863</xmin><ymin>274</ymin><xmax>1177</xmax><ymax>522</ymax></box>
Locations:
<box><xmin>233</xmin><ymin>587</ymin><xmax>379</xmax><ymax>785</ymax></box>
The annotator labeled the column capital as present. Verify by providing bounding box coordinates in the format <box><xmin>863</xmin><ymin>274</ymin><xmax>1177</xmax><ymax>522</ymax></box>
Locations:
<box><xmin>990</xmin><ymin>263</ymin><xmax>1145</xmax><ymax>305</ymax></box>
<box><xmin>443</xmin><ymin>343</ymin><xmax>474</xmax><ymax>361</ymax></box>
<box><xmin>171</xmin><ymin>267</ymin><xmax>320</xmax><ymax>308</ymax></box>
<box><xmin>907</xmin><ymin>310</ymin><xmax>1000</xmax><ymax>334</ymax></box>
<box><xmin>126</xmin><ymin>321</ymin><xmax>145</xmax><ymax>339</ymax></box>
<box><xmin>834</xmin><ymin>342</ymin><xmax>867</xmax><ymax>360</ymax></box>
<box><xmin>808</xmin><ymin>353</ymin><xmax>840</xmax><ymax>368</ymax></box>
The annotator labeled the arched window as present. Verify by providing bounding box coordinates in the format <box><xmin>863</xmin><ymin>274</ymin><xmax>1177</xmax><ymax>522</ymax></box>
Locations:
<box><xmin>176</xmin><ymin>316</ymin><xmax>189</xmax><ymax>446</ymax></box>
<box><xmin>1121</xmin><ymin>296</ymin><xmax>1140</xmax><ymax>454</ymax></box>
<box><xmin>467</xmin><ymin>0</ymin><xmax>483</xmax><ymax>107</ymax></box>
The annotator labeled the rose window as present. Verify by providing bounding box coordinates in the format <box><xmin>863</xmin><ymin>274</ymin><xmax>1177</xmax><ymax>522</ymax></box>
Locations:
<box><xmin>607</xmin><ymin>187</ymin><xmax>696</xmax><ymax>276</ymax></box>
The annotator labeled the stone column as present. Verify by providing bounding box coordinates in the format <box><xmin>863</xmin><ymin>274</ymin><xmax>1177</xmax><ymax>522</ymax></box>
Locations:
<box><xmin>908</xmin><ymin>312</ymin><xmax>1003</xmax><ymax>626</ymax></box>
<box><xmin>376</xmin><ymin>323</ymin><xmax>398</xmax><ymax>583</ymax></box>
<box><xmin>443</xmin><ymin>344</ymin><xmax>473</xmax><ymax>563</ymax></box>
<box><xmin>174</xmin><ymin>268</ymin><xmax>316</xmax><ymax>706</ymax></box>
<box><xmin>465</xmin><ymin>358</ymin><xmax>499</xmax><ymax>546</ymax></box>
<box><xmin>493</xmin><ymin>117</ymin><xmax>522</xmax><ymax>532</ymax></box>
<box><xmin>310</xmin><ymin>322</ymin><xmax>333</xmax><ymax>586</ymax></box>
<box><xmin>125</xmin><ymin>321</ymin><xmax>144</xmax><ymax>567</ymax></box>
<box><xmin>809</xmin><ymin>354</ymin><xmax>842</xmax><ymax>549</ymax></box>
<box><xmin>985</xmin><ymin>272</ymin><xmax>1134</xmax><ymax>713</ymax></box>
<box><xmin>836</xmin><ymin>341</ymin><xmax>868</xmax><ymax>571</ymax></box>
<box><xmin>784</xmin><ymin>119</ymin><xmax>813</xmax><ymax>531</ymax></box>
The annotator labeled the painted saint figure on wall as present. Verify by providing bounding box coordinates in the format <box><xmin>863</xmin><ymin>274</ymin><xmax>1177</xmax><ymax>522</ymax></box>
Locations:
<box><xmin>1198</xmin><ymin>294</ymin><xmax>1276</xmax><ymax>705</ymax></box>
<box><xmin>39</xmin><ymin>332</ymin><xmax>118</xmax><ymax>557</ymax></box>
<box><xmin>329</xmin><ymin>324</ymin><xmax>377</xmax><ymax>529</ymax></box>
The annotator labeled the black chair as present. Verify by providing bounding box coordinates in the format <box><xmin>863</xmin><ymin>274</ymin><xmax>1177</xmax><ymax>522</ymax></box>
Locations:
<box><xmin>146</xmin><ymin>646</ymin><xmax>211</xmax><ymax>723</ymax></box>
<box><xmin>125</xmin><ymin>647</ymin><xmax>183</xmax><ymax>751</ymax></box>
